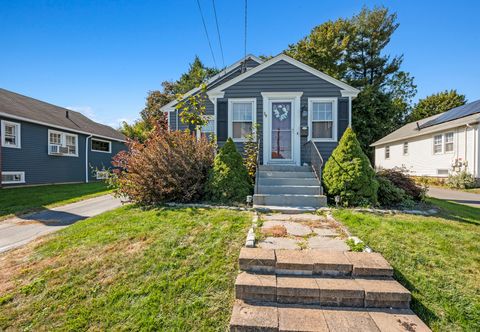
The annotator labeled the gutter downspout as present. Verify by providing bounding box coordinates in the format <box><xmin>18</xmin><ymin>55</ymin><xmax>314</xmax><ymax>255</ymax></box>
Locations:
<box><xmin>85</xmin><ymin>134</ymin><xmax>92</xmax><ymax>183</ymax></box>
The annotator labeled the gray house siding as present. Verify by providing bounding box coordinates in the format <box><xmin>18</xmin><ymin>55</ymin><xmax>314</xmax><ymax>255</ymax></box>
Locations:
<box><xmin>87</xmin><ymin>139</ymin><xmax>125</xmax><ymax>181</ymax></box>
<box><xmin>1</xmin><ymin>116</ymin><xmax>125</xmax><ymax>186</ymax></box>
<box><xmin>220</xmin><ymin>60</ymin><xmax>348</xmax><ymax>164</ymax></box>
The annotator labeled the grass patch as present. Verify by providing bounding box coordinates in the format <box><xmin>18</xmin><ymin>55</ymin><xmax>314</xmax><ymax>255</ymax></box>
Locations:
<box><xmin>0</xmin><ymin>206</ymin><xmax>250</xmax><ymax>331</ymax></box>
<box><xmin>0</xmin><ymin>182</ymin><xmax>111</xmax><ymax>220</ymax></box>
<box><xmin>333</xmin><ymin>200</ymin><xmax>479</xmax><ymax>331</ymax></box>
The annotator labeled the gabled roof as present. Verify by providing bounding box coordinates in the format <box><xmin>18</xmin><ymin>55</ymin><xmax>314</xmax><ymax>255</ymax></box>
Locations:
<box><xmin>371</xmin><ymin>102</ymin><xmax>480</xmax><ymax>147</ymax></box>
<box><xmin>208</xmin><ymin>53</ymin><xmax>360</xmax><ymax>97</ymax></box>
<box><xmin>160</xmin><ymin>54</ymin><xmax>263</xmax><ymax>111</ymax></box>
<box><xmin>0</xmin><ymin>88</ymin><xmax>125</xmax><ymax>142</ymax></box>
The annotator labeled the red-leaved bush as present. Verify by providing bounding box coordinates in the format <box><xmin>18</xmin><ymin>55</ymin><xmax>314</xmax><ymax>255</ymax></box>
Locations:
<box><xmin>111</xmin><ymin>122</ymin><xmax>215</xmax><ymax>204</ymax></box>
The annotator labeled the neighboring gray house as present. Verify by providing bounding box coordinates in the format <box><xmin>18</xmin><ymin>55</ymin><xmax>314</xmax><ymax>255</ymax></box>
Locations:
<box><xmin>161</xmin><ymin>54</ymin><xmax>359</xmax><ymax>167</ymax></box>
<box><xmin>0</xmin><ymin>88</ymin><xmax>126</xmax><ymax>187</ymax></box>
<box><xmin>161</xmin><ymin>54</ymin><xmax>360</xmax><ymax>209</ymax></box>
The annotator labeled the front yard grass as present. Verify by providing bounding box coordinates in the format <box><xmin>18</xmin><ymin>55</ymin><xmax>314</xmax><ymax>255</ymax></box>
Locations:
<box><xmin>333</xmin><ymin>199</ymin><xmax>479</xmax><ymax>332</ymax></box>
<box><xmin>0</xmin><ymin>182</ymin><xmax>111</xmax><ymax>220</ymax></box>
<box><xmin>0</xmin><ymin>206</ymin><xmax>250</xmax><ymax>331</ymax></box>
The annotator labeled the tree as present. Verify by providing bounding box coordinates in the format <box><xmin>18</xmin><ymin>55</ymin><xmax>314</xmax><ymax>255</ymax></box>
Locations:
<box><xmin>323</xmin><ymin>128</ymin><xmax>378</xmax><ymax>206</ymax></box>
<box><xmin>287</xmin><ymin>6</ymin><xmax>417</xmax><ymax>155</ymax></box>
<box><xmin>408</xmin><ymin>90</ymin><xmax>466</xmax><ymax>122</ymax></box>
<box><xmin>206</xmin><ymin>138</ymin><xmax>252</xmax><ymax>203</ymax></box>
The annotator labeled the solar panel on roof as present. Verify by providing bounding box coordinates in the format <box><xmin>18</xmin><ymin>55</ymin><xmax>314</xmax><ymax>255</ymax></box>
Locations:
<box><xmin>420</xmin><ymin>100</ymin><xmax>480</xmax><ymax>129</ymax></box>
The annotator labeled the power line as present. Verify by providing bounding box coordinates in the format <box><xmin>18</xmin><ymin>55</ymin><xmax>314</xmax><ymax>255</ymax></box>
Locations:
<box><xmin>243</xmin><ymin>0</ymin><xmax>248</xmax><ymax>72</ymax></box>
<box><xmin>196</xmin><ymin>0</ymin><xmax>217</xmax><ymax>68</ymax></box>
<box><xmin>211</xmin><ymin>0</ymin><xmax>225</xmax><ymax>68</ymax></box>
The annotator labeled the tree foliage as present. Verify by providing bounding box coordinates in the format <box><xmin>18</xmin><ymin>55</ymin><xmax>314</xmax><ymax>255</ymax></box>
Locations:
<box><xmin>206</xmin><ymin>138</ymin><xmax>252</xmax><ymax>203</ymax></box>
<box><xmin>409</xmin><ymin>90</ymin><xmax>466</xmax><ymax>122</ymax></box>
<box><xmin>323</xmin><ymin>128</ymin><xmax>378</xmax><ymax>206</ymax></box>
<box><xmin>287</xmin><ymin>6</ymin><xmax>417</xmax><ymax>155</ymax></box>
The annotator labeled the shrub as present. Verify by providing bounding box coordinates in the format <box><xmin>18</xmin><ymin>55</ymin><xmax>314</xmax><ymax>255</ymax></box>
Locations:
<box><xmin>243</xmin><ymin>124</ymin><xmax>260</xmax><ymax>183</ymax></box>
<box><xmin>323</xmin><ymin>128</ymin><xmax>378</xmax><ymax>206</ymax></box>
<box><xmin>206</xmin><ymin>138</ymin><xmax>252</xmax><ymax>203</ymax></box>
<box><xmin>376</xmin><ymin>174</ymin><xmax>407</xmax><ymax>207</ymax></box>
<box><xmin>446</xmin><ymin>170</ymin><xmax>476</xmax><ymax>189</ymax></box>
<box><xmin>377</xmin><ymin>168</ymin><xmax>426</xmax><ymax>201</ymax></box>
<box><xmin>111</xmin><ymin>122</ymin><xmax>215</xmax><ymax>204</ymax></box>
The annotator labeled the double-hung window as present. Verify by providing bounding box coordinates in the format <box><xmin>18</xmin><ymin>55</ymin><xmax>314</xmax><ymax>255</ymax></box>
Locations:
<box><xmin>1</xmin><ymin>120</ymin><xmax>21</xmax><ymax>148</ymax></box>
<box><xmin>444</xmin><ymin>132</ymin><xmax>454</xmax><ymax>153</ymax></box>
<box><xmin>198</xmin><ymin>115</ymin><xmax>215</xmax><ymax>139</ymax></box>
<box><xmin>309</xmin><ymin>98</ymin><xmax>337</xmax><ymax>141</ymax></box>
<box><xmin>48</xmin><ymin>130</ymin><xmax>78</xmax><ymax>156</ymax></box>
<box><xmin>385</xmin><ymin>146</ymin><xmax>390</xmax><ymax>159</ymax></box>
<box><xmin>229</xmin><ymin>99</ymin><xmax>255</xmax><ymax>141</ymax></box>
<box><xmin>433</xmin><ymin>134</ymin><xmax>443</xmax><ymax>154</ymax></box>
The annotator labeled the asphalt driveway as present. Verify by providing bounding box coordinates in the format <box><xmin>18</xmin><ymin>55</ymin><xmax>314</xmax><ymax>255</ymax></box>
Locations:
<box><xmin>0</xmin><ymin>194</ymin><xmax>123</xmax><ymax>253</ymax></box>
<box><xmin>428</xmin><ymin>187</ymin><xmax>480</xmax><ymax>209</ymax></box>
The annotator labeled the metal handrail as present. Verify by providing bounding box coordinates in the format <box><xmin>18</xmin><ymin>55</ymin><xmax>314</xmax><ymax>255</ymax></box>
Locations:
<box><xmin>305</xmin><ymin>140</ymin><xmax>324</xmax><ymax>185</ymax></box>
<box><xmin>254</xmin><ymin>138</ymin><xmax>261</xmax><ymax>194</ymax></box>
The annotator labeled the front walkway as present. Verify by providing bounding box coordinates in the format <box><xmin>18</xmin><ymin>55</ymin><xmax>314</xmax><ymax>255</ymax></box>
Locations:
<box><xmin>0</xmin><ymin>194</ymin><xmax>123</xmax><ymax>253</ymax></box>
<box><xmin>428</xmin><ymin>187</ymin><xmax>480</xmax><ymax>208</ymax></box>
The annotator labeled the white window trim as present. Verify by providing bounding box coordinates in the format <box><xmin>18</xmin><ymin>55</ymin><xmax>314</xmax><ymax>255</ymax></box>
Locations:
<box><xmin>91</xmin><ymin>138</ymin><xmax>112</xmax><ymax>153</ymax></box>
<box><xmin>1</xmin><ymin>120</ymin><xmax>21</xmax><ymax>148</ymax></box>
<box><xmin>307</xmin><ymin>97</ymin><xmax>338</xmax><ymax>142</ymax></box>
<box><xmin>403</xmin><ymin>142</ymin><xmax>409</xmax><ymax>156</ymax></box>
<box><xmin>48</xmin><ymin>129</ymin><xmax>79</xmax><ymax>157</ymax></box>
<box><xmin>385</xmin><ymin>146</ymin><xmax>390</xmax><ymax>159</ymax></box>
<box><xmin>196</xmin><ymin>115</ymin><xmax>215</xmax><ymax>139</ymax></box>
<box><xmin>433</xmin><ymin>134</ymin><xmax>443</xmax><ymax>155</ymax></box>
<box><xmin>1</xmin><ymin>171</ymin><xmax>25</xmax><ymax>184</ymax></box>
<box><xmin>96</xmin><ymin>170</ymin><xmax>110</xmax><ymax>180</ymax></box>
<box><xmin>228</xmin><ymin>98</ymin><xmax>256</xmax><ymax>142</ymax></box>
<box><xmin>444</xmin><ymin>132</ymin><xmax>454</xmax><ymax>154</ymax></box>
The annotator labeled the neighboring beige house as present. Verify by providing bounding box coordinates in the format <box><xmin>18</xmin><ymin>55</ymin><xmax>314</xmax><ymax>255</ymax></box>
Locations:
<box><xmin>371</xmin><ymin>100</ymin><xmax>480</xmax><ymax>180</ymax></box>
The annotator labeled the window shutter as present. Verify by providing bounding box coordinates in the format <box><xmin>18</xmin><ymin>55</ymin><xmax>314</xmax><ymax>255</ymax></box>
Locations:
<box><xmin>217</xmin><ymin>100</ymin><xmax>228</xmax><ymax>142</ymax></box>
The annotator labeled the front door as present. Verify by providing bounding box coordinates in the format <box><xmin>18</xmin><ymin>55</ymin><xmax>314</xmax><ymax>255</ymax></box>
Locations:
<box><xmin>270</xmin><ymin>101</ymin><xmax>294</xmax><ymax>162</ymax></box>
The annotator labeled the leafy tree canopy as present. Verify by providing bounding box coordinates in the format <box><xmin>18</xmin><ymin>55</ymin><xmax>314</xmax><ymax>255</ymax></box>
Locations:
<box><xmin>408</xmin><ymin>90</ymin><xmax>466</xmax><ymax>122</ymax></box>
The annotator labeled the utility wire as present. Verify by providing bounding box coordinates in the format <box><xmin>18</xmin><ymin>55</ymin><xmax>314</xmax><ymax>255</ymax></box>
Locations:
<box><xmin>243</xmin><ymin>0</ymin><xmax>248</xmax><ymax>72</ymax></box>
<box><xmin>196</xmin><ymin>0</ymin><xmax>217</xmax><ymax>68</ymax></box>
<box><xmin>211</xmin><ymin>0</ymin><xmax>225</xmax><ymax>68</ymax></box>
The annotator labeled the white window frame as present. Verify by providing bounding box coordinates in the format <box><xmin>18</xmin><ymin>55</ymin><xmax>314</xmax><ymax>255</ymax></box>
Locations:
<box><xmin>444</xmin><ymin>132</ymin><xmax>454</xmax><ymax>153</ymax></box>
<box><xmin>1</xmin><ymin>120</ymin><xmax>21</xmax><ymax>148</ymax></box>
<box><xmin>307</xmin><ymin>97</ymin><xmax>338</xmax><ymax>142</ymax></box>
<box><xmin>48</xmin><ymin>129</ymin><xmax>79</xmax><ymax>157</ymax></box>
<box><xmin>91</xmin><ymin>138</ymin><xmax>112</xmax><ymax>153</ymax></box>
<box><xmin>403</xmin><ymin>142</ymin><xmax>408</xmax><ymax>155</ymax></box>
<box><xmin>433</xmin><ymin>134</ymin><xmax>443</xmax><ymax>154</ymax></box>
<box><xmin>385</xmin><ymin>146</ymin><xmax>390</xmax><ymax>159</ymax></box>
<box><xmin>228</xmin><ymin>98</ymin><xmax>256</xmax><ymax>142</ymax></box>
<box><xmin>196</xmin><ymin>115</ymin><xmax>215</xmax><ymax>139</ymax></box>
<box><xmin>96</xmin><ymin>170</ymin><xmax>110</xmax><ymax>180</ymax></box>
<box><xmin>1</xmin><ymin>171</ymin><xmax>25</xmax><ymax>184</ymax></box>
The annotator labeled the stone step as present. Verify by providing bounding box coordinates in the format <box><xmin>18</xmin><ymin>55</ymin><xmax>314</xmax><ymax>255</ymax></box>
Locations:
<box><xmin>230</xmin><ymin>300</ymin><xmax>431</xmax><ymax>332</ymax></box>
<box><xmin>256</xmin><ymin>185</ymin><xmax>321</xmax><ymax>195</ymax></box>
<box><xmin>259</xmin><ymin>171</ymin><xmax>316</xmax><ymax>179</ymax></box>
<box><xmin>254</xmin><ymin>205</ymin><xmax>318</xmax><ymax>214</ymax></box>
<box><xmin>258</xmin><ymin>177</ymin><xmax>320</xmax><ymax>186</ymax></box>
<box><xmin>259</xmin><ymin>165</ymin><xmax>312</xmax><ymax>172</ymax></box>
<box><xmin>235</xmin><ymin>273</ymin><xmax>410</xmax><ymax>309</ymax></box>
<box><xmin>253</xmin><ymin>194</ymin><xmax>327</xmax><ymax>208</ymax></box>
<box><xmin>239</xmin><ymin>248</ymin><xmax>394</xmax><ymax>278</ymax></box>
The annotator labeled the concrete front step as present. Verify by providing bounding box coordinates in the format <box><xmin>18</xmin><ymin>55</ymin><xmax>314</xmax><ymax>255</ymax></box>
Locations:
<box><xmin>239</xmin><ymin>248</ymin><xmax>394</xmax><ymax>278</ymax></box>
<box><xmin>235</xmin><ymin>273</ymin><xmax>411</xmax><ymax>309</ymax></box>
<box><xmin>259</xmin><ymin>165</ymin><xmax>312</xmax><ymax>172</ymax></box>
<box><xmin>253</xmin><ymin>205</ymin><xmax>318</xmax><ymax>214</ymax></box>
<box><xmin>253</xmin><ymin>194</ymin><xmax>327</xmax><ymax>208</ymax></box>
<box><xmin>230</xmin><ymin>300</ymin><xmax>431</xmax><ymax>332</ymax></box>
<box><xmin>256</xmin><ymin>185</ymin><xmax>322</xmax><ymax>195</ymax></box>
<box><xmin>259</xmin><ymin>171</ymin><xmax>316</xmax><ymax>179</ymax></box>
<box><xmin>258</xmin><ymin>177</ymin><xmax>320</xmax><ymax>186</ymax></box>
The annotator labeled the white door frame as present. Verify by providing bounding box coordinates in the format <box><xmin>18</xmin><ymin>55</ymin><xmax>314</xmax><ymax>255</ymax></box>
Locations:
<box><xmin>261</xmin><ymin>92</ymin><xmax>302</xmax><ymax>166</ymax></box>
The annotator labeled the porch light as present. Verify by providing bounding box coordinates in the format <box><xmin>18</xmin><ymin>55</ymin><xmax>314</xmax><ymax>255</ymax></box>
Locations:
<box><xmin>301</xmin><ymin>105</ymin><xmax>308</xmax><ymax>118</ymax></box>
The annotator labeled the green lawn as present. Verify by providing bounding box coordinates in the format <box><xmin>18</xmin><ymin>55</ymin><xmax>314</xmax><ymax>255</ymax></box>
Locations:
<box><xmin>0</xmin><ymin>182</ymin><xmax>111</xmax><ymax>220</ymax></box>
<box><xmin>0</xmin><ymin>206</ymin><xmax>250</xmax><ymax>331</ymax></box>
<box><xmin>334</xmin><ymin>200</ymin><xmax>480</xmax><ymax>332</ymax></box>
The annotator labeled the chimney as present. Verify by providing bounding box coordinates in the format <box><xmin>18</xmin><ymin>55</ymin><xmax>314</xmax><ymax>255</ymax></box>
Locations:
<box><xmin>66</xmin><ymin>110</ymin><xmax>69</xmax><ymax>119</ymax></box>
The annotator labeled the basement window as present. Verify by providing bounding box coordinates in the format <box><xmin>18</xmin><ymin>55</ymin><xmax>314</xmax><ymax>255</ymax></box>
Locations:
<box><xmin>1</xmin><ymin>171</ymin><xmax>25</xmax><ymax>184</ymax></box>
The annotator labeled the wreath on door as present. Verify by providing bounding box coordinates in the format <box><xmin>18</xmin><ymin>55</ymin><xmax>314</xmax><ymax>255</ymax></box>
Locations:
<box><xmin>273</xmin><ymin>105</ymin><xmax>289</xmax><ymax>121</ymax></box>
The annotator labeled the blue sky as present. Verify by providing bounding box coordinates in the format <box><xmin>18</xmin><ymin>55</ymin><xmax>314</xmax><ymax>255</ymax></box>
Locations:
<box><xmin>1</xmin><ymin>0</ymin><xmax>479</xmax><ymax>127</ymax></box>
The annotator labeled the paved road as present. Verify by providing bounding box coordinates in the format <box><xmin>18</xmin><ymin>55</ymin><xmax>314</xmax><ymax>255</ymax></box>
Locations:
<box><xmin>428</xmin><ymin>187</ymin><xmax>480</xmax><ymax>209</ymax></box>
<box><xmin>0</xmin><ymin>194</ymin><xmax>124</xmax><ymax>253</ymax></box>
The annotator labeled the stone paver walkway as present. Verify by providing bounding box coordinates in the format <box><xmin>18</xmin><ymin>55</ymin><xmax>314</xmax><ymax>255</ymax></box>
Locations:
<box><xmin>258</xmin><ymin>213</ymin><xmax>349</xmax><ymax>251</ymax></box>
